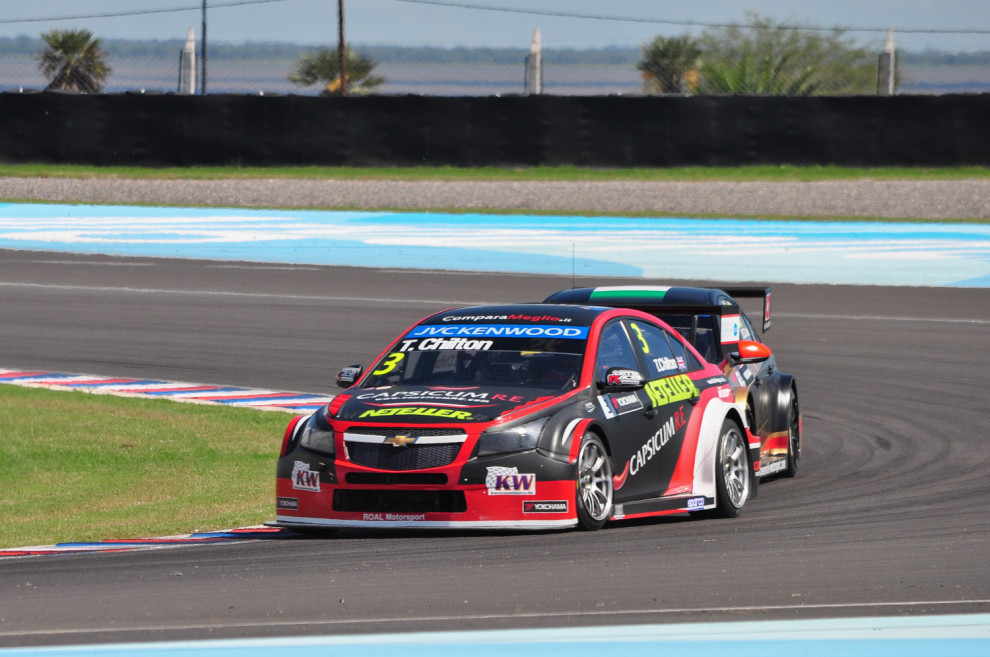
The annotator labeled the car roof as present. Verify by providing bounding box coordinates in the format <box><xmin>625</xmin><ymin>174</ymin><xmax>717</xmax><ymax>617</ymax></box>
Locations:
<box><xmin>422</xmin><ymin>303</ymin><xmax>609</xmax><ymax>327</ymax></box>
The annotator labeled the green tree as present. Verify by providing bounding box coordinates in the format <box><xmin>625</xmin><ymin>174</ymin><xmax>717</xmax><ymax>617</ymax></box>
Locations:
<box><xmin>288</xmin><ymin>46</ymin><xmax>385</xmax><ymax>96</ymax></box>
<box><xmin>637</xmin><ymin>35</ymin><xmax>702</xmax><ymax>94</ymax></box>
<box><xmin>696</xmin><ymin>13</ymin><xmax>874</xmax><ymax>95</ymax></box>
<box><xmin>36</xmin><ymin>29</ymin><xmax>111</xmax><ymax>93</ymax></box>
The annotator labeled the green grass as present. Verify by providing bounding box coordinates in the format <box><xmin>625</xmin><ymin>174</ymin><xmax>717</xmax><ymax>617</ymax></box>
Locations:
<box><xmin>2</xmin><ymin>162</ymin><xmax>989</xmax><ymax>181</ymax></box>
<box><xmin>0</xmin><ymin>385</ymin><xmax>294</xmax><ymax>549</ymax></box>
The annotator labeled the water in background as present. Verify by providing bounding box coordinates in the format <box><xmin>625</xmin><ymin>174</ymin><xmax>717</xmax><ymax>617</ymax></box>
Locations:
<box><xmin>1</xmin><ymin>54</ymin><xmax>987</xmax><ymax>96</ymax></box>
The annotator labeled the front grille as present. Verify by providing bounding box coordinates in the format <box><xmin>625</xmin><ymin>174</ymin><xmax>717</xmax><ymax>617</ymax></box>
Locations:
<box><xmin>333</xmin><ymin>489</ymin><xmax>467</xmax><ymax>514</ymax></box>
<box><xmin>346</xmin><ymin>442</ymin><xmax>461</xmax><ymax>471</ymax></box>
<box><xmin>345</xmin><ymin>472</ymin><xmax>448</xmax><ymax>485</ymax></box>
<box><xmin>345</xmin><ymin>427</ymin><xmax>465</xmax><ymax>438</ymax></box>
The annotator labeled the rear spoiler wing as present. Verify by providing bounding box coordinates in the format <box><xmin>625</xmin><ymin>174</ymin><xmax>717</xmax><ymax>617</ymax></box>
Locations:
<box><xmin>718</xmin><ymin>287</ymin><xmax>772</xmax><ymax>333</ymax></box>
<box><xmin>605</xmin><ymin>287</ymin><xmax>771</xmax><ymax>335</ymax></box>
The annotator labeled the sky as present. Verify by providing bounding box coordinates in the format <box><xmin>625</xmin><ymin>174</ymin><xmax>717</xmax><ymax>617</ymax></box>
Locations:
<box><xmin>0</xmin><ymin>0</ymin><xmax>988</xmax><ymax>52</ymax></box>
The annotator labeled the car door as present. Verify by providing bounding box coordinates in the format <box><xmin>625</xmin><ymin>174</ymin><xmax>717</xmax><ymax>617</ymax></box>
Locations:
<box><xmin>622</xmin><ymin>318</ymin><xmax>702</xmax><ymax>498</ymax></box>
<box><xmin>592</xmin><ymin>320</ymin><xmax>660</xmax><ymax>503</ymax></box>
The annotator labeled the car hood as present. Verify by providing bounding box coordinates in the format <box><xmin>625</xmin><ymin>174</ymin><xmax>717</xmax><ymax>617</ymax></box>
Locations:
<box><xmin>335</xmin><ymin>385</ymin><xmax>558</xmax><ymax>424</ymax></box>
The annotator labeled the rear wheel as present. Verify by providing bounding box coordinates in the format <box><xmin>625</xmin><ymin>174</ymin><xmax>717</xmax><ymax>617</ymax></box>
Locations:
<box><xmin>783</xmin><ymin>393</ymin><xmax>801</xmax><ymax>478</ymax></box>
<box><xmin>575</xmin><ymin>432</ymin><xmax>613</xmax><ymax>530</ymax></box>
<box><xmin>714</xmin><ymin>419</ymin><xmax>750</xmax><ymax>518</ymax></box>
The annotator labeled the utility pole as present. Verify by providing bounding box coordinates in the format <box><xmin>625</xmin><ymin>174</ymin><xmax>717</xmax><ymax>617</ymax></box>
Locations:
<box><xmin>180</xmin><ymin>27</ymin><xmax>196</xmax><ymax>94</ymax></box>
<box><xmin>878</xmin><ymin>28</ymin><xmax>895</xmax><ymax>96</ymax></box>
<box><xmin>525</xmin><ymin>28</ymin><xmax>542</xmax><ymax>95</ymax></box>
<box><xmin>337</xmin><ymin>0</ymin><xmax>348</xmax><ymax>96</ymax></box>
<box><xmin>201</xmin><ymin>0</ymin><xmax>208</xmax><ymax>94</ymax></box>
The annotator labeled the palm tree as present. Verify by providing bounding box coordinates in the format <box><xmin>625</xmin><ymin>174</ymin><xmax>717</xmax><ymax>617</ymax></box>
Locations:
<box><xmin>288</xmin><ymin>46</ymin><xmax>384</xmax><ymax>96</ymax></box>
<box><xmin>637</xmin><ymin>35</ymin><xmax>702</xmax><ymax>94</ymax></box>
<box><xmin>698</xmin><ymin>51</ymin><xmax>821</xmax><ymax>96</ymax></box>
<box><xmin>695</xmin><ymin>13</ymin><xmax>874</xmax><ymax>96</ymax></box>
<box><xmin>37</xmin><ymin>29</ymin><xmax>111</xmax><ymax>93</ymax></box>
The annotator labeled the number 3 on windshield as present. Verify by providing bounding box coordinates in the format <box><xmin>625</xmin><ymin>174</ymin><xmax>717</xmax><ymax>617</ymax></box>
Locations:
<box><xmin>372</xmin><ymin>352</ymin><xmax>405</xmax><ymax>376</ymax></box>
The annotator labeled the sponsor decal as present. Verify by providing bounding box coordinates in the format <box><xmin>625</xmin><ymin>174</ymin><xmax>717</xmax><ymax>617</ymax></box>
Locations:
<box><xmin>397</xmin><ymin>337</ymin><xmax>493</xmax><ymax>352</ymax></box>
<box><xmin>606</xmin><ymin>368</ymin><xmax>641</xmax><ymax>387</ymax></box>
<box><xmin>706</xmin><ymin>377</ymin><xmax>729</xmax><ymax>385</ymax></box>
<box><xmin>597</xmin><ymin>394</ymin><xmax>616</xmax><ymax>419</ymax></box>
<box><xmin>277</xmin><ymin>496</ymin><xmax>299</xmax><ymax>510</ymax></box>
<box><xmin>584</xmin><ymin>402</ymin><xmax>596</xmax><ymax>413</ymax></box>
<box><xmin>611</xmin><ymin>392</ymin><xmax>644</xmax><ymax>415</ymax></box>
<box><xmin>652</xmin><ymin>356</ymin><xmax>679</xmax><ymax>372</ymax></box>
<box><xmin>441</xmin><ymin>314</ymin><xmax>573</xmax><ymax>323</ymax></box>
<box><xmin>523</xmin><ymin>500</ymin><xmax>568</xmax><ymax>513</ymax></box>
<box><xmin>358</xmin><ymin>407</ymin><xmax>473</xmax><ymax>420</ymax></box>
<box><xmin>356</xmin><ymin>390</ymin><xmax>518</xmax><ymax>405</ymax></box>
<box><xmin>758</xmin><ymin>459</ymin><xmax>788</xmax><ymax>476</ymax></box>
<box><xmin>731</xmin><ymin>366</ymin><xmax>756</xmax><ymax>388</ymax></box>
<box><xmin>362</xmin><ymin>513</ymin><xmax>427</xmax><ymax>521</ymax></box>
<box><xmin>408</xmin><ymin>324</ymin><xmax>588</xmax><ymax>339</ymax></box>
<box><xmin>613</xmin><ymin>503</ymin><xmax>625</xmax><ymax>519</ymax></box>
<box><xmin>627</xmin><ymin>406</ymin><xmax>687</xmax><ymax>477</ymax></box>
<box><xmin>486</xmin><ymin>466</ymin><xmax>536</xmax><ymax>495</ymax></box>
<box><xmin>720</xmin><ymin>315</ymin><xmax>741</xmax><ymax>344</ymax></box>
<box><xmin>718</xmin><ymin>387</ymin><xmax>731</xmax><ymax>398</ymax></box>
<box><xmin>676</xmin><ymin>356</ymin><xmax>687</xmax><ymax>371</ymax></box>
<box><xmin>687</xmin><ymin>496</ymin><xmax>705</xmax><ymax>511</ymax></box>
<box><xmin>644</xmin><ymin>375</ymin><xmax>699</xmax><ymax>408</ymax></box>
<box><xmin>291</xmin><ymin>461</ymin><xmax>320</xmax><ymax>492</ymax></box>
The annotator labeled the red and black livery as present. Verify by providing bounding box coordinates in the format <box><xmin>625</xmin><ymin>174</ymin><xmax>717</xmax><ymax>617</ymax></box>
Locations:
<box><xmin>274</xmin><ymin>299</ymin><xmax>787</xmax><ymax>532</ymax></box>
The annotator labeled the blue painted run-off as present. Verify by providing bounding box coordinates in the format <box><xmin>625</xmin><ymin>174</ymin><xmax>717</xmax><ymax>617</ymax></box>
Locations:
<box><xmin>0</xmin><ymin>615</ymin><xmax>988</xmax><ymax>657</ymax></box>
<box><xmin>1</xmin><ymin>203</ymin><xmax>988</xmax><ymax>286</ymax></box>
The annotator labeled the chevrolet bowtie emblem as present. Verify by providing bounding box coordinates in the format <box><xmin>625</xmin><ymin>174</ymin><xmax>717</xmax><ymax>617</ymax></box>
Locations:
<box><xmin>385</xmin><ymin>434</ymin><xmax>416</xmax><ymax>447</ymax></box>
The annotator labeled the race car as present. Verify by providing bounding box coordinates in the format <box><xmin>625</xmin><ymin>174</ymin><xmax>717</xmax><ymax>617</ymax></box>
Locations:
<box><xmin>274</xmin><ymin>302</ymin><xmax>771</xmax><ymax>532</ymax></box>
<box><xmin>543</xmin><ymin>286</ymin><xmax>801</xmax><ymax>481</ymax></box>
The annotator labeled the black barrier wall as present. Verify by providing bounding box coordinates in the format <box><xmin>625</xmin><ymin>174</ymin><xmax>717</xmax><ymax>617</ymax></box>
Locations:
<box><xmin>1</xmin><ymin>92</ymin><xmax>988</xmax><ymax>167</ymax></box>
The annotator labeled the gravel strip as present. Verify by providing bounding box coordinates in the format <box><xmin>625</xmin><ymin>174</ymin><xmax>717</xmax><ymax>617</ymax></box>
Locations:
<box><xmin>1</xmin><ymin>177</ymin><xmax>988</xmax><ymax>219</ymax></box>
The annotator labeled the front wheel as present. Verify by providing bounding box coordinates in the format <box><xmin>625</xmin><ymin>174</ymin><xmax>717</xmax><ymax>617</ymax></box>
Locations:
<box><xmin>575</xmin><ymin>432</ymin><xmax>613</xmax><ymax>530</ymax></box>
<box><xmin>714</xmin><ymin>419</ymin><xmax>750</xmax><ymax>518</ymax></box>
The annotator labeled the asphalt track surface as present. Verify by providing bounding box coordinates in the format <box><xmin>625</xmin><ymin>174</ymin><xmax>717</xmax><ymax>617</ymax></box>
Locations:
<box><xmin>1</xmin><ymin>249</ymin><xmax>988</xmax><ymax>647</ymax></box>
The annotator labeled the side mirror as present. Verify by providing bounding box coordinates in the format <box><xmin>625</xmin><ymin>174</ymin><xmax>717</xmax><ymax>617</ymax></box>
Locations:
<box><xmin>599</xmin><ymin>367</ymin><xmax>645</xmax><ymax>391</ymax></box>
<box><xmin>728</xmin><ymin>341</ymin><xmax>772</xmax><ymax>365</ymax></box>
<box><xmin>336</xmin><ymin>365</ymin><xmax>363</xmax><ymax>389</ymax></box>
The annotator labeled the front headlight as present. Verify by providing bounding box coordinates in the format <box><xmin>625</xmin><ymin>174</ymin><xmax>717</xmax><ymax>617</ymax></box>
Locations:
<box><xmin>477</xmin><ymin>417</ymin><xmax>549</xmax><ymax>457</ymax></box>
<box><xmin>298</xmin><ymin>413</ymin><xmax>335</xmax><ymax>455</ymax></box>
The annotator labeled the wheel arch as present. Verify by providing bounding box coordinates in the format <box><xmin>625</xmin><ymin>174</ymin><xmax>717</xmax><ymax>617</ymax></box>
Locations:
<box><xmin>692</xmin><ymin>398</ymin><xmax>752</xmax><ymax>502</ymax></box>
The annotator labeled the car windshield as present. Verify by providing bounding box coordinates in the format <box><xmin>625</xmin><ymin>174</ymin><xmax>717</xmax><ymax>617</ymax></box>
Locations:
<box><xmin>364</xmin><ymin>347</ymin><xmax>584</xmax><ymax>392</ymax></box>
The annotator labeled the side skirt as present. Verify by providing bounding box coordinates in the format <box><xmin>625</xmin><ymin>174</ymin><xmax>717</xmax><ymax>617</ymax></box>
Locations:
<box><xmin>611</xmin><ymin>494</ymin><xmax>715</xmax><ymax>521</ymax></box>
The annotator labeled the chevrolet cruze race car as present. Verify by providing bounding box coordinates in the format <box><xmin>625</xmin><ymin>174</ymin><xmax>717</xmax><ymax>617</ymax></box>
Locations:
<box><xmin>274</xmin><ymin>303</ymin><xmax>772</xmax><ymax>532</ymax></box>
<box><xmin>544</xmin><ymin>286</ymin><xmax>800</xmax><ymax>480</ymax></box>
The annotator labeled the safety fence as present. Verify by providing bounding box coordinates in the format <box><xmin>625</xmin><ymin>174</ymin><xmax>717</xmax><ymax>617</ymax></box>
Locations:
<box><xmin>2</xmin><ymin>92</ymin><xmax>987</xmax><ymax>168</ymax></box>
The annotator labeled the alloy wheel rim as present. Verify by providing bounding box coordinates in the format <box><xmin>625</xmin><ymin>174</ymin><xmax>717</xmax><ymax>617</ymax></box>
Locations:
<box><xmin>578</xmin><ymin>439</ymin><xmax>612</xmax><ymax>521</ymax></box>
<box><xmin>722</xmin><ymin>427</ymin><xmax>749</xmax><ymax>507</ymax></box>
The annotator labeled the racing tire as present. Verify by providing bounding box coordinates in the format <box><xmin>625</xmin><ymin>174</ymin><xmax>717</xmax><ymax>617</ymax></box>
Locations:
<box><xmin>575</xmin><ymin>432</ymin><xmax>613</xmax><ymax>531</ymax></box>
<box><xmin>783</xmin><ymin>393</ymin><xmax>801</xmax><ymax>478</ymax></box>
<box><xmin>714</xmin><ymin>419</ymin><xmax>750</xmax><ymax>518</ymax></box>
